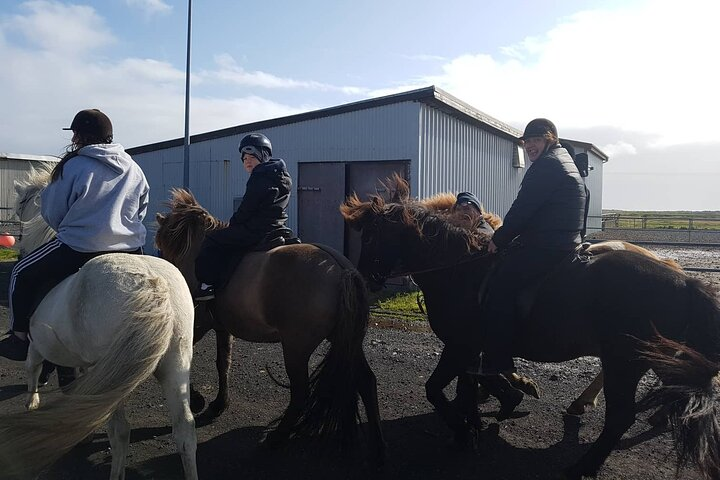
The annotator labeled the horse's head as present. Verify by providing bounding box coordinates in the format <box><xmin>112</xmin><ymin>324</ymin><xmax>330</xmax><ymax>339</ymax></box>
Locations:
<box><xmin>155</xmin><ymin>188</ymin><xmax>223</xmax><ymax>287</ymax></box>
<box><xmin>13</xmin><ymin>163</ymin><xmax>55</xmax><ymax>257</ymax></box>
<box><xmin>341</xmin><ymin>175</ymin><xmax>495</xmax><ymax>291</ymax></box>
<box><xmin>341</xmin><ymin>192</ymin><xmax>414</xmax><ymax>290</ymax></box>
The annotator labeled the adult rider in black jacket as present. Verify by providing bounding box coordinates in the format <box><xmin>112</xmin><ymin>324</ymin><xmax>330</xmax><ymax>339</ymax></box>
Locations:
<box><xmin>194</xmin><ymin>133</ymin><xmax>292</xmax><ymax>301</ymax></box>
<box><xmin>477</xmin><ymin>118</ymin><xmax>587</xmax><ymax>412</ymax></box>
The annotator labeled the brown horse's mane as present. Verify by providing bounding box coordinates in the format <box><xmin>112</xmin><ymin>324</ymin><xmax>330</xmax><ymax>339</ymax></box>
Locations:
<box><xmin>155</xmin><ymin>188</ymin><xmax>225</xmax><ymax>263</ymax></box>
<box><xmin>419</xmin><ymin>192</ymin><xmax>503</xmax><ymax>231</ymax></box>
<box><xmin>341</xmin><ymin>174</ymin><xmax>498</xmax><ymax>254</ymax></box>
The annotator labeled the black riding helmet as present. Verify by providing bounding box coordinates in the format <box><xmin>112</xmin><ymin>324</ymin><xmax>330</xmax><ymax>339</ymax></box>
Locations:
<box><xmin>239</xmin><ymin>133</ymin><xmax>272</xmax><ymax>162</ymax></box>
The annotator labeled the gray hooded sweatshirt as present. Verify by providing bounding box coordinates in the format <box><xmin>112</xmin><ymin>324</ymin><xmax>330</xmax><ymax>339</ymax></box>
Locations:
<box><xmin>41</xmin><ymin>143</ymin><xmax>149</xmax><ymax>252</ymax></box>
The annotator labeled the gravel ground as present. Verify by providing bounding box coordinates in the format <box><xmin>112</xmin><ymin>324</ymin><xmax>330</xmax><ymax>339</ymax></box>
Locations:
<box><xmin>0</xmin><ymin>241</ymin><xmax>717</xmax><ymax>480</ymax></box>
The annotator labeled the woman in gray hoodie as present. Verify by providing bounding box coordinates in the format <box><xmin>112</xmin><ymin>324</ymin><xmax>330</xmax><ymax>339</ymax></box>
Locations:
<box><xmin>0</xmin><ymin>109</ymin><xmax>149</xmax><ymax>361</ymax></box>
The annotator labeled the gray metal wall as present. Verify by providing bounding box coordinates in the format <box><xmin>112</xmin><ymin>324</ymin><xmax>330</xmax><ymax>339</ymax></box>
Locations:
<box><xmin>133</xmin><ymin>101</ymin><xmax>421</xmax><ymax>252</ymax></box>
<box><xmin>134</xmin><ymin>100</ymin><xmax>604</xmax><ymax>251</ymax></box>
<box><xmin>417</xmin><ymin>104</ymin><xmax>524</xmax><ymax>218</ymax></box>
<box><xmin>0</xmin><ymin>157</ymin><xmax>58</xmax><ymax>225</ymax></box>
<box><xmin>584</xmin><ymin>152</ymin><xmax>605</xmax><ymax>232</ymax></box>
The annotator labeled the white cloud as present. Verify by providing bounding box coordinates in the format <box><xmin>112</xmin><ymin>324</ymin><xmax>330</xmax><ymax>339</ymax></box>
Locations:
<box><xmin>202</xmin><ymin>54</ymin><xmax>366</xmax><ymax>95</ymax></box>
<box><xmin>125</xmin><ymin>0</ymin><xmax>172</xmax><ymax>16</ymax></box>
<box><xmin>0</xmin><ymin>4</ymin><xmax>337</xmax><ymax>154</ymax></box>
<box><xmin>2</xmin><ymin>1</ymin><xmax>114</xmax><ymax>53</ymax></box>
<box><xmin>600</xmin><ymin>141</ymin><xmax>637</xmax><ymax>158</ymax></box>
<box><xmin>424</xmin><ymin>0</ymin><xmax>720</xmax><ymax>148</ymax></box>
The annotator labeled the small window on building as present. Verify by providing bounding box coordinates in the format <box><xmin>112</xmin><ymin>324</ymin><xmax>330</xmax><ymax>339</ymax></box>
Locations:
<box><xmin>512</xmin><ymin>145</ymin><xmax>525</xmax><ymax>168</ymax></box>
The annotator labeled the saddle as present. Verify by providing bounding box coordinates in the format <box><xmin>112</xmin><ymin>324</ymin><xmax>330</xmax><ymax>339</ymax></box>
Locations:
<box><xmin>478</xmin><ymin>242</ymin><xmax>593</xmax><ymax>321</ymax></box>
<box><xmin>252</xmin><ymin>227</ymin><xmax>302</xmax><ymax>251</ymax></box>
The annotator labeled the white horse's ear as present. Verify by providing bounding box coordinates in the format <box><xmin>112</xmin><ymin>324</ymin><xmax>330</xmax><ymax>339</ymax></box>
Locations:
<box><xmin>156</xmin><ymin>213</ymin><xmax>166</xmax><ymax>225</ymax></box>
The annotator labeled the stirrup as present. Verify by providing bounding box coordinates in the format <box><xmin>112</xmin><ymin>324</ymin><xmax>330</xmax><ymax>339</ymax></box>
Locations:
<box><xmin>194</xmin><ymin>283</ymin><xmax>215</xmax><ymax>301</ymax></box>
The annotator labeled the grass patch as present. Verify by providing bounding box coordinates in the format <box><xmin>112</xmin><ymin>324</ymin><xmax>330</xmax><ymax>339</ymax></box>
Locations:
<box><xmin>0</xmin><ymin>249</ymin><xmax>18</xmax><ymax>261</ymax></box>
<box><xmin>372</xmin><ymin>291</ymin><xmax>424</xmax><ymax>315</ymax></box>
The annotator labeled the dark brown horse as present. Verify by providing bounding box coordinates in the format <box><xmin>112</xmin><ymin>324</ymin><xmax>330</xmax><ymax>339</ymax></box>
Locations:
<box><xmin>341</xmin><ymin>178</ymin><xmax>720</xmax><ymax>480</ymax></box>
<box><xmin>156</xmin><ymin>189</ymin><xmax>385</xmax><ymax>463</ymax></box>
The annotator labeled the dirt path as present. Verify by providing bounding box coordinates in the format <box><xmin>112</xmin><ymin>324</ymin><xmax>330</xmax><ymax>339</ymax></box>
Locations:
<box><xmin>0</xmin><ymin>257</ymin><xmax>711</xmax><ymax>479</ymax></box>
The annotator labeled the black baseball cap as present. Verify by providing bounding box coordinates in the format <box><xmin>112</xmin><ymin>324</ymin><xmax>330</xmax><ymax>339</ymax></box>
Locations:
<box><xmin>520</xmin><ymin>118</ymin><xmax>557</xmax><ymax>140</ymax></box>
<box><xmin>63</xmin><ymin>109</ymin><xmax>113</xmax><ymax>139</ymax></box>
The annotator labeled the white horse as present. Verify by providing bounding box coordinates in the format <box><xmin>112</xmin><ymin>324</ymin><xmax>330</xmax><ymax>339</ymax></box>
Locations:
<box><xmin>0</xmin><ymin>164</ymin><xmax>198</xmax><ymax>480</ymax></box>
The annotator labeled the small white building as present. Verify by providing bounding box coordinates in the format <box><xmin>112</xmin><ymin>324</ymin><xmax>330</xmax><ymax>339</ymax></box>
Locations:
<box><xmin>0</xmin><ymin>153</ymin><xmax>59</xmax><ymax>232</ymax></box>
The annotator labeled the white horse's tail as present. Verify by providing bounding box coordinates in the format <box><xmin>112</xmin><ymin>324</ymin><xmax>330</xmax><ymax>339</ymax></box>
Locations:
<box><xmin>0</xmin><ymin>272</ymin><xmax>176</xmax><ymax>477</ymax></box>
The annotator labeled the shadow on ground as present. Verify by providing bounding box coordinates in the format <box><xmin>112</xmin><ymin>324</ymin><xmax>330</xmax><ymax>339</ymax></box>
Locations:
<box><xmin>37</xmin><ymin>412</ymin><xmax>600</xmax><ymax>480</ymax></box>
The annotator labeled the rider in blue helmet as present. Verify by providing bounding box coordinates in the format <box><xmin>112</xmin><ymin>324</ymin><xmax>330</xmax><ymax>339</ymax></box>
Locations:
<box><xmin>194</xmin><ymin>133</ymin><xmax>294</xmax><ymax>301</ymax></box>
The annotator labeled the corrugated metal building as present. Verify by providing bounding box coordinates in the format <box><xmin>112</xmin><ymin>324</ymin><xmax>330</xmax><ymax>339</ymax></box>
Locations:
<box><xmin>128</xmin><ymin>86</ymin><xmax>607</xmax><ymax>258</ymax></box>
<box><xmin>0</xmin><ymin>153</ymin><xmax>59</xmax><ymax>232</ymax></box>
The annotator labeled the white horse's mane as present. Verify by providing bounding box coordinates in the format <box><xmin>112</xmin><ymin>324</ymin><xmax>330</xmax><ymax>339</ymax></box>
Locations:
<box><xmin>14</xmin><ymin>162</ymin><xmax>56</xmax><ymax>253</ymax></box>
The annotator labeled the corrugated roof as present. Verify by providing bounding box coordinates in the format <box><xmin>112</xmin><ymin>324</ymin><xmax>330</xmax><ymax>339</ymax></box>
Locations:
<box><xmin>560</xmin><ymin>138</ymin><xmax>609</xmax><ymax>162</ymax></box>
<box><xmin>127</xmin><ymin>85</ymin><xmax>523</xmax><ymax>155</ymax></box>
<box><xmin>0</xmin><ymin>153</ymin><xmax>59</xmax><ymax>162</ymax></box>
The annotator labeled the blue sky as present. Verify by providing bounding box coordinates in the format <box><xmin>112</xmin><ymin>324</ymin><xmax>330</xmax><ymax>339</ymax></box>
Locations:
<box><xmin>1</xmin><ymin>0</ymin><xmax>718</xmax><ymax>210</ymax></box>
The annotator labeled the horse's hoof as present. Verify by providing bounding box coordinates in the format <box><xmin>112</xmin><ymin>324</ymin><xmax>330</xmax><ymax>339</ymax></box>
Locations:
<box><xmin>25</xmin><ymin>393</ymin><xmax>40</xmax><ymax>411</ymax></box>
<box><xmin>566</xmin><ymin>402</ymin><xmax>589</xmax><ymax>416</ymax></box>
<box><xmin>496</xmin><ymin>388</ymin><xmax>523</xmax><ymax>421</ymax></box>
<box><xmin>206</xmin><ymin>399</ymin><xmax>228</xmax><ymax>418</ymax></box>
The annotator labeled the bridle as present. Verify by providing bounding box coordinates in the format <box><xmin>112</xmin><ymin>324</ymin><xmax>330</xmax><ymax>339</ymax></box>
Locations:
<box><xmin>368</xmin><ymin>248</ymin><xmax>493</xmax><ymax>285</ymax></box>
<box><xmin>14</xmin><ymin>194</ymin><xmax>35</xmax><ymax>243</ymax></box>
<box><xmin>362</xmin><ymin>205</ymin><xmax>495</xmax><ymax>284</ymax></box>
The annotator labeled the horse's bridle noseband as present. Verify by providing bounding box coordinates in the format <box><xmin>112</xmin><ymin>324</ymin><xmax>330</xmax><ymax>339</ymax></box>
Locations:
<box><xmin>368</xmin><ymin>249</ymin><xmax>493</xmax><ymax>285</ymax></box>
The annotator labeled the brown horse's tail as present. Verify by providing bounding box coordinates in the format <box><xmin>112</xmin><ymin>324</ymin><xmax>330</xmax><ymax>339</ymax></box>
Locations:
<box><xmin>0</xmin><ymin>273</ymin><xmax>175</xmax><ymax>478</ymax></box>
<box><xmin>638</xmin><ymin>281</ymin><xmax>720</xmax><ymax>480</ymax></box>
<box><xmin>293</xmin><ymin>262</ymin><xmax>370</xmax><ymax>445</ymax></box>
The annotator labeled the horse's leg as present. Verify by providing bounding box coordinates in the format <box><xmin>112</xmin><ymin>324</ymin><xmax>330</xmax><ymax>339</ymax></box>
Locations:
<box><xmin>206</xmin><ymin>328</ymin><xmax>233</xmax><ymax>418</ymax></box>
<box><xmin>57</xmin><ymin>365</ymin><xmax>77</xmax><ymax>391</ymax></box>
<box><xmin>456</xmin><ymin>372</ymin><xmax>482</xmax><ymax>433</ymax></box>
<box><xmin>157</xmin><ymin>366</ymin><xmax>198</xmax><ymax>480</ymax></box>
<box><xmin>426</xmin><ymin>347</ymin><xmax>474</xmax><ymax>446</ymax></box>
<box><xmin>24</xmin><ymin>345</ymin><xmax>43</xmax><ymax>411</ymax></box>
<box><xmin>38</xmin><ymin>361</ymin><xmax>55</xmax><ymax>387</ymax></box>
<box><xmin>107</xmin><ymin>405</ymin><xmax>130</xmax><ymax>480</ymax></box>
<box><xmin>189</xmin><ymin>320</ymin><xmax>214</xmax><ymax>414</ymax></box>
<box><xmin>262</xmin><ymin>343</ymin><xmax>310</xmax><ymax>448</ymax></box>
<box><xmin>357</xmin><ymin>351</ymin><xmax>387</xmax><ymax>467</ymax></box>
<box><xmin>565</xmin><ymin>360</ymin><xmax>645</xmax><ymax>479</ymax></box>
<box><xmin>567</xmin><ymin>370</ymin><xmax>604</xmax><ymax>416</ymax></box>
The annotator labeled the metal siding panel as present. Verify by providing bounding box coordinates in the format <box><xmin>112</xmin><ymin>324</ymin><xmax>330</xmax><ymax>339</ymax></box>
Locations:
<box><xmin>133</xmin><ymin>102</ymin><xmax>421</xmax><ymax>248</ymax></box>
<box><xmin>297</xmin><ymin>163</ymin><xmax>346</xmax><ymax>251</ymax></box>
<box><xmin>418</xmin><ymin>105</ymin><xmax>523</xmax><ymax>218</ymax></box>
<box><xmin>585</xmin><ymin>154</ymin><xmax>605</xmax><ymax>231</ymax></box>
<box><xmin>0</xmin><ymin>159</ymin><xmax>58</xmax><ymax>224</ymax></box>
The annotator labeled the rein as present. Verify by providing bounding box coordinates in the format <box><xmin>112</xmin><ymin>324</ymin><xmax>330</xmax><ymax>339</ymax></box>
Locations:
<box><xmin>381</xmin><ymin>249</ymin><xmax>493</xmax><ymax>280</ymax></box>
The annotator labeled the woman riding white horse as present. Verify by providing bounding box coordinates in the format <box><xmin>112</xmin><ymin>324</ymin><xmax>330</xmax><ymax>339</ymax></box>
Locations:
<box><xmin>0</xmin><ymin>108</ymin><xmax>149</xmax><ymax>361</ymax></box>
<box><xmin>0</xmin><ymin>114</ymin><xmax>198</xmax><ymax>479</ymax></box>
